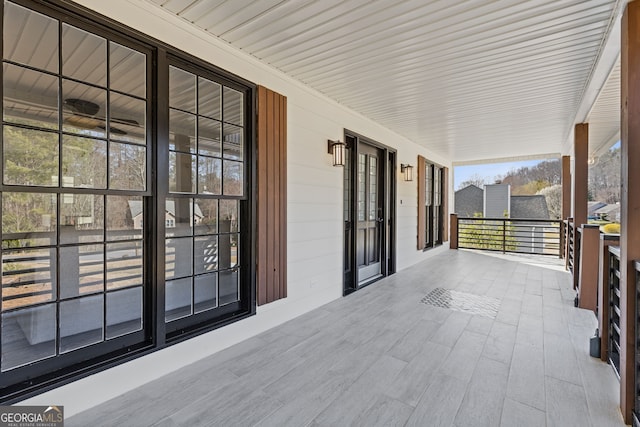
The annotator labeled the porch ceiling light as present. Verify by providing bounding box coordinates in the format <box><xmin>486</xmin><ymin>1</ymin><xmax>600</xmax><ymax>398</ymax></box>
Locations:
<box><xmin>328</xmin><ymin>139</ymin><xmax>346</xmax><ymax>166</ymax></box>
<box><xmin>401</xmin><ymin>164</ymin><xmax>414</xmax><ymax>181</ymax></box>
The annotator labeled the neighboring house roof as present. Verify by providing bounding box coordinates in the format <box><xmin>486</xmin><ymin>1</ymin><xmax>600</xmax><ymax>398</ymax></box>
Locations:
<box><xmin>454</xmin><ymin>184</ymin><xmax>484</xmax><ymax>217</ymax></box>
<box><xmin>588</xmin><ymin>201</ymin><xmax>607</xmax><ymax>215</ymax></box>
<box><xmin>510</xmin><ymin>195</ymin><xmax>550</xmax><ymax>219</ymax></box>
<box><xmin>128</xmin><ymin>201</ymin><xmax>204</xmax><ymax>219</ymax></box>
<box><xmin>455</xmin><ymin>185</ymin><xmax>551</xmax><ymax>219</ymax></box>
<box><xmin>594</xmin><ymin>204</ymin><xmax>620</xmax><ymax>216</ymax></box>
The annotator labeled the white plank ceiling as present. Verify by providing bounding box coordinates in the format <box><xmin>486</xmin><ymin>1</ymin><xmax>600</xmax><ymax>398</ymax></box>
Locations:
<box><xmin>148</xmin><ymin>0</ymin><xmax>623</xmax><ymax>164</ymax></box>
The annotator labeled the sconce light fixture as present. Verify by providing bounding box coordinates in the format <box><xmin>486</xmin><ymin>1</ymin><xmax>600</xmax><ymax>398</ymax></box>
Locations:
<box><xmin>400</xmin><ymin>164</ymin><xmax>414</xmax><ymax>181</ymax></box>
<box><xmin>328</xmin><ymin>139</ymin><xmax>346</xmax><ymax>166</ymax></box>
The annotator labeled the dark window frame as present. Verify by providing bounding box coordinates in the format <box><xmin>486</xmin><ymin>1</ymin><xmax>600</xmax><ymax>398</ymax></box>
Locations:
<box><xmin>420</xmin><ymin>158</ymin><xmax>444</xmax><ymax>251</ymax></box>
<box><xmin>0</xmin><ymin>0</ymin><xmax>256</xmax><ymax>402</ymax></box>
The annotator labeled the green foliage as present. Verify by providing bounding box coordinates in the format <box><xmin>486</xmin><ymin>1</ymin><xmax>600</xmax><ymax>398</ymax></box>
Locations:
<box><xmin>458</xmin><ymin>213</ymin><xmax>517</xmax><ymax>251</ymax></box>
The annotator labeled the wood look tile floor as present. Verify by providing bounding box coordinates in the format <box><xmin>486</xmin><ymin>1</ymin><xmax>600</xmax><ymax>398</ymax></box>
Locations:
<box><xmin>68</xmin><ymin>249</ymin><xmax>626</xmax><ymax>427</ymax></box>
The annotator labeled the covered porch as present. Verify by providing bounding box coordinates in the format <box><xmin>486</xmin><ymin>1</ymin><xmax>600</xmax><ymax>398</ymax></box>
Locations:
<box><xmin>67</xmin><ymin>249</ymin><xmax>623</xmax><ymax>426</ymax></box>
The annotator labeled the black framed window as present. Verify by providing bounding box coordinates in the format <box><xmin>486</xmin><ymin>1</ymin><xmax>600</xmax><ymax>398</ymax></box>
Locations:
<box><xmin>164</xmin><ymin>62</ymin><xmax>249</xmax><ymax>336</ymax></box>
<box><xmin>423</xmin><ymin>162</ymin><xmax>443</xmax><ymax>249</ymax></box>
<box><xmin>0</xmin><ymin>0</ymin><xmax>255</xmax><ymax>400</ymax></box>
<box><xmin>1</xmin><ymin>0</ymin><xmax>151</xmax><ymax>384</ymax></box>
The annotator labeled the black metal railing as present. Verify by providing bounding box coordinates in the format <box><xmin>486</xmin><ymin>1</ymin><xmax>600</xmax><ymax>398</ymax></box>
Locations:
<box><xmin>457</xmin><ymin>217</ymin><xmax>562</xmax><ymax>256</ymax></box>
<box><xmin>608</xmin><ymin>245</ymin><xmax>621</xmax><ymax>378</ymax></box>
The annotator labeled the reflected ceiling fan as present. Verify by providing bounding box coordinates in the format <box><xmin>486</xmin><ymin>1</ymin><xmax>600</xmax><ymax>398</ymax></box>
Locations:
<box><xmin>64</xmin><ymin>98</ymin><xmax>139</xmax><ymax>135</ymax></box>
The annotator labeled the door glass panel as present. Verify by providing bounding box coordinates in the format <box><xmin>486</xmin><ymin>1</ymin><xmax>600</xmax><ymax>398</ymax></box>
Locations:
<box><xmin>357</xmin><ymin>154</ymin><xmax>366</xmax><ymax>221</ymax></box>
<box><xmin>369</xmin><ymin>156</ymin><xmax>377</xmax><ymax>221</ymax></box>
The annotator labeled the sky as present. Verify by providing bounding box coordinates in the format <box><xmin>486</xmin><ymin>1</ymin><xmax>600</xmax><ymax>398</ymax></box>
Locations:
<box><xmin>454</xmin><ymin>159</ymin><xmax>543</xmax><ymax>190</ymax></box>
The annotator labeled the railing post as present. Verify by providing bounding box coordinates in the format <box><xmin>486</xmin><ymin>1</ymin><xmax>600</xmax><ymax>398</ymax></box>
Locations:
<box><xmin>502</xmin><ymin>219</ymin><xmax>506</xmax><ymax>254</ymax></box>
<box><xmin>450</xmin><ymin>214</ymin><xmax>458</xmax><ymax>249</ymax></box>
<box><xmin>559</xmin><ymin>219</ymin><xmax>565</xmax><ymax>259</ymax></box>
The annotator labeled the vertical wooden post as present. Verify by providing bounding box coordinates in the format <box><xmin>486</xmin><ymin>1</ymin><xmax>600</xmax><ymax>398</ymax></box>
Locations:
<box><xmin>573</xmin><ymin>124</ymin><xmax>589</xmax><ymax>229</ymax></box>
<box><xmin>562</xmin><ymin>155</ymin><xmax>571</xmax><ymax>221</ymax></box>
<box><xmin>573</xmin><ymin>124</ymin><xmax>589</xmax><ymax>290</ymax></box>
<box><xmin>449</xmin><ymin>214</ymin><xmax>458</xmax><ymax>249</ymax></box>
<box><xmin>560</xmin><ymin>155</ymin><xmax>571</xmax><ymax>258</ymax></box>
<box><xmin>442</xmin><ymin>167</ymin><xmax>449</xmax><ymax>243</ymax></box>
<box><xmin>620</xmin><ymin>2</ymin><xmax>640</xmax><ymax>422</ymax></box>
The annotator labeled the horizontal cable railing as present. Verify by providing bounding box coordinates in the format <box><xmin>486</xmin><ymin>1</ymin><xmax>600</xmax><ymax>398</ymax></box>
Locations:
<box><xmin>457</xmin><ymin>217</ymin><xmax>562</xmax><ymax>256</ymax></box>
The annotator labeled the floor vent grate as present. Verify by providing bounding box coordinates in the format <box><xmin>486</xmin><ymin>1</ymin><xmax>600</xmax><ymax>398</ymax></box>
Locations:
<box><xmin>421</xmin><ymin>288</ymin><xmax>500</xmax><ymax>319</ymax></box>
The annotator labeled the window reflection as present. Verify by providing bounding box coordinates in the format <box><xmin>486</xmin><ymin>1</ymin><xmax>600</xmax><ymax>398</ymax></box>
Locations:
<box><xmin>3</xmin><ymin>2</ymin><xmax>58</xmax><ymax>72</ymax></box>
<box><xmin>3</xmin><ymin>63</ymin><xmax>58</xmax><ymax>129</ymax></box>
<box><xmin>110</xmin><ymin>42</ymin><xmax>145</xmax><ymax>98</ymax></box>
<box><xmin>62</xmin><ymin>23</ymin><xmax>106</xmax><ymax>86</ymax></box>
<box><xmin>60</xmin><ymin>194</ymin><xmax>104</xmax><ymax>244</ymax></box>
<box><xmin>3</xmin><ymin>126</ymin><xmax>59</xmax><ymax>187</ymax></box>
<box><xmin>2</xmin><ymin>192</ymin><xmax>57</xmax><ymax>247</ymax></box>
<box><xmin>62</xmin><ymin>135</ymin><xmax>107</xmax><ymax>189</ymax></box>
<box><xmin>1</xmin><ymin>248</ymin><xmax>56</xmax><ymax>310</ymax></box>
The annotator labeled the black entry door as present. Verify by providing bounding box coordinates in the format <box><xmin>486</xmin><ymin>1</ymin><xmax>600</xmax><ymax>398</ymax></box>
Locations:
<box><xmin>356</xmin><ymin>144</ymin><xmax>384</xmax><ymax>284</ymax></box>
<box><xmin>343</xmin><ymin>133</ymin><xmax>394</xmax><ymax>295</ymax></box>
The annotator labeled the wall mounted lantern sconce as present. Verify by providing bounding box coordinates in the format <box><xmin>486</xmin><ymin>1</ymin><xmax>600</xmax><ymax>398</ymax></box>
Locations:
<box><xmin>328</xmin><ymin>139</ymin><xmax>346</xmax><ymax>166</ymax></box>
<box><xmin>400</xmin><ymin>164</ymin><xmax>414</xmax><ymax>181</ymax></box>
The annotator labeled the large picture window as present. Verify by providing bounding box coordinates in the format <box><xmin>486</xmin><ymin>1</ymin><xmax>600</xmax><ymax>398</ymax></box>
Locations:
<box><xmin>0</xmin><ymin>0</ymin><xmax>254</xmax><ymax>400</ymax></box>
<box><xmin>164</xmin><ymin>63</ymin><xmax>249</xmax><ymax>335</ymax></box>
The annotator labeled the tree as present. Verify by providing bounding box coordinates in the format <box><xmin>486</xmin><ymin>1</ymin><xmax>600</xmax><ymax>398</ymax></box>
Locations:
<box><xmin>589</xmin><ymin>146</ymin><xmax>620</xmax><ymax>203</ymax></box>
<box><xmin>537</xmin><ymin>184</ymin><xmax>562</xmax><ymax>219</ymax></box>
<box><xmin>457</xmin><ymin>173</ymin><xmax>488</xmax><ymax>190</ymax></box>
